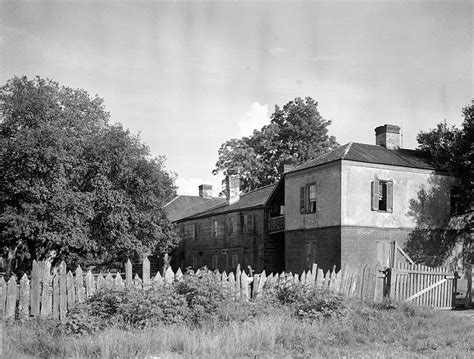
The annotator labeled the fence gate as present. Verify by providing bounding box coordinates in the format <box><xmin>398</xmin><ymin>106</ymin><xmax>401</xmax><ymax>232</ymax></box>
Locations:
<box><xmin>387</xmin><ymin>262</ymin><xmax>457</xmax><ymax>309</ymax></box>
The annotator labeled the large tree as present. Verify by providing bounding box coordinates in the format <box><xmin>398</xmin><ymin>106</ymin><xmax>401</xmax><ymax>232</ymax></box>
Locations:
<box><xmin>405</xmin><ymin>103</ymin><xmax>473</xmax><ymax>267</ymax></box>
<box><xmin>0</xmin><ymin>76</ymin><xmax>178</xmax><ymax>274</ymax></box>
<box><xmin>213</xmin><ymin>97</ymin><xmax>338</xmax><ymax>192</ymax></box>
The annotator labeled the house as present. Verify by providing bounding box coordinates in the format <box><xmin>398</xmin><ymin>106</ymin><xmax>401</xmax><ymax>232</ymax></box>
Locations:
<box><xmin>268</xmin><ymin>124</ymin><xmax>456</xmax><ymax>272</ymax></box>
<box><xmin>166</xmin><ymin>124</ymin><xmax>457</xmax><ymax>274</ymax></box>
<box><xmin>166</xmin><ymin>178</ymin><xmax>284</xmax><ymax>273</ymax></box>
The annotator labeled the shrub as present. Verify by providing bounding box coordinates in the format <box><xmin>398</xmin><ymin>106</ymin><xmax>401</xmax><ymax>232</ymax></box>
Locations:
<box><xmin>175</xmin><ymin>268</ymin><xmax>233</xmax><ymax>324</ymax></box>
<box><xmin>273</xmin><ymin>283</ymin><xmax>350</xmax><ymax>321</ymax></box>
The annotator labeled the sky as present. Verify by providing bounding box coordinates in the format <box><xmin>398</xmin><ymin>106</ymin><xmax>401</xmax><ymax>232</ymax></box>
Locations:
<box><xmin>1</xmin><ymin>1</ymin><xmax>472</xmax><ymax>196</ymax></box>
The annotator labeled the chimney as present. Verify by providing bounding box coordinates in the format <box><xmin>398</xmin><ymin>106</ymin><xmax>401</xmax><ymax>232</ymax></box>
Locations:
<box><xmin>375</xmin><ymin>124</ymin><xmax>401</xmax><ymax>150</ymax></box>
<box><xmin>198</xmin><ymin>184</ymin><xmax>213</xmax><ymax>198</ymax></box>
<box><xmin>225</xmin><ymin>175</ymin><xmax>240</xmax><ymax>205</ymax></box>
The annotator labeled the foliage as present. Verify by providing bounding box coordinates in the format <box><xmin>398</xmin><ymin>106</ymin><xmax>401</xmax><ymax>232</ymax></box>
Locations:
<box><xmin>406</xmin><ymin>104</ymin><xmax>473</xmax><ymax>267</ymax></box>
<box><xmin>0</xmin><ymin>76</ymin><xmax>178</xmax><ymax>273</ymax></box>
<box><xmin>274</xmin><ymin>282</ymin><xmax>349</xmax><ymax>320</ymax></box>
<box><xmin>4</xmin><ymin>297</ymin><xmax>473</xmax><ymax>358</ymax></box>
<box><xmin>175</xmin><ymin>268</ymin><xmax>234</xmax><ymax>324</ymax></box>
<box><xmin>213</xmin><ymin>97</ymin><xmax>338</xmax><ymax>192</ymax></box>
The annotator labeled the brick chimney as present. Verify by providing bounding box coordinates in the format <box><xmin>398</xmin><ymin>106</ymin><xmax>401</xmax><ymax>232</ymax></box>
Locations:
<box><xmin>225</xmin><ymin>175</ymin><xmax>240</xmax><ymax>205</ymax></box>
<box><xmin>375</xmin><ymin>124</ymin><xmax>401</xmax><ymax>150</ymax></box>
<box><xmin>198</xmin><ymin>184</ymin><xmax>213</xmax><ymax>198</ymax></box>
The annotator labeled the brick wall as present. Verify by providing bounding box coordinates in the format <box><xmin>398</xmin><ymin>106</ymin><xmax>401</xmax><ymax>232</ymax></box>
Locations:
<box><xmin>340</xmin><ymin>226</ymin><xmax>412</xmax><ymax>268</ymax></box>
<box><xmin>285</xmin><ymin>227</ymin><xmax>341</xmax><ymax>273</ymax></box>
<box><xmin>174</xmin><ymin>208</ymin><xmax>268</xmax><ymax>272</ymax></box>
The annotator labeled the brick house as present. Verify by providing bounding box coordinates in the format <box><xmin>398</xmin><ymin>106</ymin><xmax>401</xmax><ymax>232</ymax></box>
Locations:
<box><xmin>165</xmin><ymin>181</ymin><xmax>284</xmax><ymax>273</ymax></box>
<box><xmin>166</xmin><ymin>124</ymin><xmax>456</xmax><ymax>274</ymax></box>
<box><xmin>272</xmin><ymin>124</ymin><xmax>456</xmax><ymax>272</ymax></box>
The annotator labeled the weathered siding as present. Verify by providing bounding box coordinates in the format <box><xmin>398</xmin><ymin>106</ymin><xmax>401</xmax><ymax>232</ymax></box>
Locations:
<box><xmin>285</xmin><ymin>161</ymin><xmax>342</xmax><ymax>231</ymax></box>
<box><xmin>341</xmin><ymin>160</ymin><xmax>454</xmax><ymax>228</ymax></box>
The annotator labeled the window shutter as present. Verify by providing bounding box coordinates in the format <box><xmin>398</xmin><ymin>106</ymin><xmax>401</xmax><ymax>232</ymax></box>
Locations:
<box><xmin>300</xmin><ymin>187</ymin><xmax>305</xmax><ymax>213</ymax></box>
<box><xmin>386</xmin><ymin>181</ymin><xmax>393</xmax><ymax>212</ymax></box>
<box><xmin>249</xmin><ymin>214</ymin><xmax>254</xmax><ymax>233</ymax></box>
<box><xmin>371</xmin><ymin>181</ymin><xmax>379</xmax><ymax>210</ymax></box>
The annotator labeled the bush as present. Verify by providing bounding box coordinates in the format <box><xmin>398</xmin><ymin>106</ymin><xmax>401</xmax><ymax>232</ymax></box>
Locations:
<box><xmin>274</xmin><ymin>283</ymin><xmax>350</xmax><ymax>321</ymax></box>
<box><xmin>84</xmin><ymin>286</ymin><xmax>191</xmax><ymax>329</ymax></box>
<box><xmin>175</xmin><ymin>268</ymin><xmax>233</xmax><ymax>324</ymax></box>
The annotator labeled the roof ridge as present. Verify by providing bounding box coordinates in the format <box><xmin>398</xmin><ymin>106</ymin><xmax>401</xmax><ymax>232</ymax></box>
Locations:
<box><xmin>242</xmin><ymin>183</ymin><xmax>276</xmax><ymax>196</ymax></box>
<box><xmin>162</xmin><ymin>195</ymin><xmax>181</xmax><ymax>208</ymax></box>
<box><xmin>341</xmin><ymin>142</ymin><xmax>353</xmax><ymax>159</ymax></box>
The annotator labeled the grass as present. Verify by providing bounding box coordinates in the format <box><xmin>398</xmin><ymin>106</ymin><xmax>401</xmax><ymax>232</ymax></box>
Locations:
<box><xmin>3</xmin><ymin>301</ymin><xmax>473</xmax><ymax>358</ymax></box>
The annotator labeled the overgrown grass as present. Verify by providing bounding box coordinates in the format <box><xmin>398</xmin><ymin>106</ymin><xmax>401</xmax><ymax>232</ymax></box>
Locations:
<box><xmin>2</xmin><ymin>271</ymin><xmax>473</xmax><ymax>358</ymax></box>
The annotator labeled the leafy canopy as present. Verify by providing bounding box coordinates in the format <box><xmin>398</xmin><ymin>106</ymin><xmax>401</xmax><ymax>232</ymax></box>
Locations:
<box><xmin>405</xmin><ymin>103</ymin><xmax>473</xmax><ymax>267</ymax></box>
<box><xmin>213</xmin><ymin>97</ymin><xmax>338</xmax><ymax>192</ymax></box>
<box><xmin>0</xmin><ymin>76</ymin><xmax>178</xmax><ymax>271</ymax></box>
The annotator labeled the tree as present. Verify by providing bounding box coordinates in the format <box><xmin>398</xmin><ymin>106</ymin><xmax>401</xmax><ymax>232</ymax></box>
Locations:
<box><xmin>213</xmin><ymin>97</ymin><xmax>338</xmax><ymax>192</ymax></box>
<box><xmin>0</xmin><ymin>76</ymin><xmax>178</xmax><ymax>275</ymax></box>
<box><xmin>405</xmin><ymin>103</ymin><xmax>473</xmax><ymax>267</ymax></box>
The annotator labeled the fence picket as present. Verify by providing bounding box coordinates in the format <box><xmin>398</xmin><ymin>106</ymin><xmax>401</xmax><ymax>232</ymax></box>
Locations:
<box><xmin>52</xmin><ymin>271</ymin><xmax>59</xmax><ymax>320</ymax></box>
<box><xmin>19</xmin><ymin>274</ymin><xmax>30</xmax><ymax>320</ymax></box>
<box><xmin>31</xmin><ymin>260</ymin><xmax>41</xmax><ymax>317</ymax></box>
<box><xmin>97</xmin><ymin>273</ymin><xmax>105</xmax><ymax>290</ymax></box>
<box><xmin>0</xmin><ymin>276</ymin><xmax>6</xmax><ymax>320</ymax></box>
<box><xmin>75</xmin><ymin>266</ymin><xmax>85</xmax><ymax>304</ymax></box>
<box><xmin>40</xmin><ymin>268</ymin><xmax>52</xmax><ymax>318</ymax></box>
<box><xmin>153</xmin><ymin>271</ymin><xmax>164</xmax><ymax>286</ymax></box>
<box><xmin>66</xmin><ymin>271</ymin><xmax>75</xmax><ymax>310</ymax></box>
<box><xmin>125</xmin><ymin>260</ymin><xmax>133</xmax><ymax>287</ymax></box>
<box><xmin>105</xmin><ymin>272</ymin><xmax>114</xmax><ymax>288</ymax></box>
<box><xmin>115</xmin><ymin>273</ymin><xmax>124</xmax><ymax>288</ymax></box>
<box><xmin>143</xmin><ymin>256</ymin><xmax>150</xmax><ymax>285</ymax></box>
<box><xmin>5</xmin><ymin>275</ymin><xmax>18</xmax><ymax>321</ymax></box>
<box><xmin>85</xmin><ymin>270</ymin><xmax>95</xmax><ymax>298</ymax></box>
<box><xmin>164</xmin><ymin>267</ymin><xmax>174</xmax><ymax>284</ymax></box>
<box><xmin>59</xmin><ymin>261</ymin><xmax>67</xmax><ymax>320</ymax></box>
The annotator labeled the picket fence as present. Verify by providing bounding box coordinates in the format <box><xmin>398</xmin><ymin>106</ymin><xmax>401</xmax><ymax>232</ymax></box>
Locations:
<box><xmin>0</xmin><ymin>259</ymin><xmax>385</xmax><ymax>322</ymax></box>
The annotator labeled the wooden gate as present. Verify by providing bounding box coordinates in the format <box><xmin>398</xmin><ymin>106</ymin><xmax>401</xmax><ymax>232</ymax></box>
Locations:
<box><xmin>386</xmin><ymin>262</ymin><xmax>457</xmax><ymax>309</ymax></box>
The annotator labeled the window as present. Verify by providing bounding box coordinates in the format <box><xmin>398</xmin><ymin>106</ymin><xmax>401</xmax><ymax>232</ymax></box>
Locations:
<box><xmin>243</xmin><ymin>214</ymin><xmax>254</xmax><ymax>233</ymax></box>
<box><xmin>190</xmin><ymin>254</ymin><xmax>197</xmax><ymax>268</ymax></box>
<box><xmin>300</xmin><ymin>183</ymin><xmax>317</xmax><ymax>214</ymax></box>
<box><xmin>371</xmin><ymin>180</ymin><xmax>393</xmax><ymax>212</ymax></box>
<box><xmin>450</xmin><ymin>187</ymin><xmax>463</xmax><ymax>215</ymax></box>
<box><xmin>211</xmin><ymin>254</ymin><xmax>218</xmax><ymax>269</ymax></box>
<box><xmin>231</xmin><ymin>252</ymin><xmax>239</xmax><ymax>268</ymax></box>
<box><xmin>193</xmin><ymin>223</ymin><xmax>201</xmax><ymax>240</ymax></box>
<box><xmin>212</xmin><ymin>220</ymin><xmax>219</xmax><ymax>238</ymax></box>
<box><xmin>226</xmin><ymin>216</ymin><xmax>234</xmax><ymax>235</ymax></box>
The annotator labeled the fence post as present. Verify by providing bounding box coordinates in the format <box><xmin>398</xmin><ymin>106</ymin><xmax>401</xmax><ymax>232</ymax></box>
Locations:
<box><xmin>143</xmin><ymin>255</ymin><xmax>150</xmax><ymax>285</ymax></box>
<box><xmin>384</xmin><ymin>267</ymin><xmax>392</xmax><ymax>299</ymax></box>
<box><xmin>125</xmin><ymin>259</ymin><xmax>133</xmax><ymax>288</ymax></box>
<box><xmin>451</xmin><ymin>271</ymin><xmax>458</xmax><ymax>309</ymax></box>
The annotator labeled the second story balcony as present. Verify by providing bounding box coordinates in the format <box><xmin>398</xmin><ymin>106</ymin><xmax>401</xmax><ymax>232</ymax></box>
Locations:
<box><xmin>268</xmin><ymin>215</ymin><xmax>285</xmax><ymax>233</ymax></box>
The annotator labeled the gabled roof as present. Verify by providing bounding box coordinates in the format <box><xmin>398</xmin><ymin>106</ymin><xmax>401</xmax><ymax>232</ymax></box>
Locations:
<box><xmin>292</xmin><ymin>142</ymin><xmax>435</xmax><ymax>172</ymax></box>
<box><xmin>163</xmin><ymin>195</ymin><xmax>226</xmax><ymax>222</ymax></box>
<box><xmin>184</xmin><ymin>184</ymin><xmax>276</xmax><ymax>220</ymax></box>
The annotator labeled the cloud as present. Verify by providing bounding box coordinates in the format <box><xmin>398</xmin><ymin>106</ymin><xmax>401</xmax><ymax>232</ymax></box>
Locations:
<box><xmin>309</xmin><ymin>55</ymin><xmax>339</xmax><ymax>62</ymax></box>
<box><xmin>238</xmin><ymin>102</ymin><xmax>269</xmax><ymax>137</ymax></box>
<box><xmin>269</xmin><ymin>47</ymin><xmax>287</xmax><ymax>56</ymax></box>
<box><xmin>176</xmin><ymin>176</ymin><xmax>223</xmax><ymax>196</ymax></box>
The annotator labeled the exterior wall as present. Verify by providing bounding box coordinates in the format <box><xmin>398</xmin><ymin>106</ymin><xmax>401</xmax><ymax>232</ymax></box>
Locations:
<box><xmin>285</xmin><ymin>227</ymin><xmax>341</xmax><ymax>273</ymax></box>
<box><xmin>341</xmin><ymin>160</ymin><xmax>454</xmax><ymax>229</ymax></box>
<box><xmin>174</xmin><ymin>208</ymin><xmax>267</xmax><ymax>273</ymax></box>
<box><xmin>340</xmin><ymin>226</ymin><xmax>412</xmax><ymax>268</ymax></box>
<box><xmin>285</xmin><ymin>161</ymin><xmax>341</xmax><ymax>231</ymax></box>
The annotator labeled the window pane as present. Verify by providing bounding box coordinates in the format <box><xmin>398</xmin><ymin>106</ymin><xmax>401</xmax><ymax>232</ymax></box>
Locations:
<box><xmin>309</xmin><ymin>184</ymin><xmax>317</xmax><ymax>200</ymax></box>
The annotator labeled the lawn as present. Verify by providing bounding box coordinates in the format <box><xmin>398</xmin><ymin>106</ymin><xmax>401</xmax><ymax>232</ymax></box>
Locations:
<box><xmin>3</xmin><ymin>304</ymin><xmax>473</xmax><ymax>358</ymax></box>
